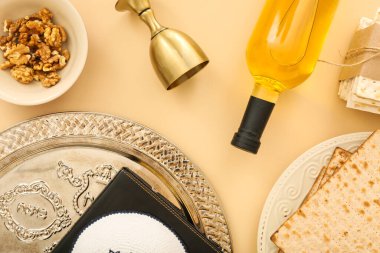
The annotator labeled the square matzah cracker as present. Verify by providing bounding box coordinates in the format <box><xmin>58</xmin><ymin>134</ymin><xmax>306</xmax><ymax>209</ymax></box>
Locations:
<box><xmin>271</xmin><ymin>130</ymin><xmax>380</xmax><ymax>253</ymax></box>
<box><xmin>302</xmin><ymin>166</ymin><xmax>327</xmax><ymax>202</ymax></box>
<box><xmin>304</xmin><ymin>148</ymin><xmax>351</xmax><ymax>203</ymax></box>
<box><xmin>319</xmin><ymin>148</ymin><xmax>352</xmax><ymax>188</ymax></box>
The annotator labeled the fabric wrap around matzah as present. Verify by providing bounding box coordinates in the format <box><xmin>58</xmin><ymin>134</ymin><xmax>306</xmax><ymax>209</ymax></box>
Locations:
<box><xmin>272</xmin><ymin>130</ymin><xmax>380</xmax><ymax>253</ymax></box>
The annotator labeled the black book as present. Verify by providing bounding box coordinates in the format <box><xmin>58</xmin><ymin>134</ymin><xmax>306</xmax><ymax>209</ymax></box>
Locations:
<box><xmin>52</xmin><ymin>168</ymin><xmax>223</xmax><ymax>253</ymax></box>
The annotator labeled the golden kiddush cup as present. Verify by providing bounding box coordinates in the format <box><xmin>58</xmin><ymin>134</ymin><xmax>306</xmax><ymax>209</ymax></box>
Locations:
<box><xmin>115</xmin><ymin>0</ymin><xmax>209</xmax><ymax>90</ymax></box>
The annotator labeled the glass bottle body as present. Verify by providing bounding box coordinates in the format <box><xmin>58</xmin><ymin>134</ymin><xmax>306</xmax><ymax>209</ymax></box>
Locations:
<box><xmin>232</xmin><ymin>0</ymin><xmax>339</xmax><ymax>154</ymax></box>
<box><xmin>247</xmin><ymin>0</ymin><xmax>339</xmax><ymax>102</ymax></box>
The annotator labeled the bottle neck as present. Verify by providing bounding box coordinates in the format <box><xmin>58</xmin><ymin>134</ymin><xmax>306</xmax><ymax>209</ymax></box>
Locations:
<box><xmin>252</xmin><ymin>76</ymin><xmax>284</xmax><ymax>104</ymax></box>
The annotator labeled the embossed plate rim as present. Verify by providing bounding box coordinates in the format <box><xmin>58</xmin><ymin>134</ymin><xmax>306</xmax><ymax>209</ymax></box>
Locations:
<box><xmin>257</xmin><ymin>132</ymin><xmax>371</xmax><ymax>253</ymax></box>
<box><xmin>0</xmin><ymin>112</ymin><xmax>232</xmax><ymax>253</ymax></box>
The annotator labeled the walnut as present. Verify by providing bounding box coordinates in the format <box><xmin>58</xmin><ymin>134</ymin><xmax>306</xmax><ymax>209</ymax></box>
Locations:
<box><xmin>62</xmin><ymin>48</ymin><xmax>70</xmax><ymax>61</ymax></box>
<box><xmin>38</xmin><ymin>8</ymin><xmax>53</xmax><ymax>24</ymax></box>
<box><xmin>3</xmin><ymin>19</ymin><xmax>11</xmax><ymax>32</ymax></box>
<box><xmin>33</xmin><ymin>70</ymin><xmax>45</xmax><ymax>81</ymax></box>
<box><xmin>29</xmin><ymin>8</ymin><xmax>53</xmax><ymax>24</ymax></box>
<box><xmin>32</xmin><ymin>61</ymin><xmax>43</xmax><ymax>70</ymax></box>
<box><xmin>0</xmin><ymin>36</ymin><xmax>8</xmax><ymax>46</ymax></box>
<box><xmin>41</xmin><ymin>72</ymin><xmax>60</xmax><ymax>87</ymax></box>
<box><xmin>44</xmin><ymin>26</ymin><xmax>64</xmax><ymax>48</ymax></box>
<box><xmin>4</xmin><ymin>44</ymin><xmax>30</xmax><ymax>57</ymax></box>
<box><xmin>42</xmin><ymin>63</ymin><xmax>54</xmax><ymax>72</ymax></box>
<box><xmin>4</xmin><ymin>44</ymin><xmax>31</xmax><ymax>65</ymax></box>
<box><xmin>55</xmin><ymin>25</ymin><xmax>67</xmax><ymax>43</ymax></box>
<box><xmin>10</xmin><ymin>65</ymin><xmax>34</xmax><ymax>84</ymax></box>
<box><xmin>26</xmin><ymin>20</ymin><xmax>45</xmax><ymax>34</ymax></box>
<box><xmin>47</xmin><ymin>54</ymin><xmax>60</xmax><ymax>63</ymax></box>
<box><xmin>18</xmin><ymin>24</ymin><xmax>27</xmax><ymax>33</ymax></box>
<box><xmin>0</xmin><ymin>8</ymin><xmax>68</xmax><ymax>87</ymax></box>
<box><xmin>27</xmin><ymin>34</ymin><xmax>41</xmax><ymax>47</ymax></box>
<box><xmin>42</xmin><ymin>62</ymin><xmax>65</xmax><ymax>72</ymax></box>
<box><xmin>10</xmin><ymin>54</ymin><xmax>31</xmax><ymax>65</ymax></box>
<box><xmin>53</xmin><ymin>46</ymin><xmax>62</xmax><ymax>52</ymax></box>
<box><xmin>35</xmin><ymin>43</ymin><xmax>51</xmax><ymax>62</ymax></box>
<box><xmin>0</xmin><ymin>61</ymin><xmax>13</xmax><ymax>70</ymax></box>
<box><xmin>12</xmin><ymin>19</ymin><xmax>28</xmax><ymax>34</ymax></box>
<box><xmin>18</xmin><ymin>32</ymin><xmax>29</xmax><ymax>45</ymax></box>
<box><xmin>34</xmin><ymin>70</ymin><xmax>61</xmax><ymax>87</ymax></box>
<box><xmin>28</xmin><ymin>53</ymin><xmax>36</xmax><ymax>64</ymax></box>
<box><xmin>39</xmin><ymin>51</ymin><xmax>66</xmax><ymax>70</ymax></box>
<box><xmin>58</xmin><ymin>55</ymin><xmax>66</xmax><ymax>68</ymax></box>
<box><xmin>1</xmin><ymin>41</ymin><xmax>12</xmax><ymax>52</ymax></box>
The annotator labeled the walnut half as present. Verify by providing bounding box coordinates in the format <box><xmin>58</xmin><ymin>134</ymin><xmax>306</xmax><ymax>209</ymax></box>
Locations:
<box><xmin>4</xmin><ymin>44</ymin><xmax>31</xmax><ymax>66</ymax></box>
<box><xmin>0</xmin><ymin>61</ymin><xmax>13</xmax><ymax>70</ymax></box>
<box><xmin>34</xmin><ymin>71</ymin><xmax>60</xmax><ymax>87</ymax></box>
<box><xmin>10</xmin><ymin>65</ymin><xmax>34</xmax><ymax>84</ymax></box>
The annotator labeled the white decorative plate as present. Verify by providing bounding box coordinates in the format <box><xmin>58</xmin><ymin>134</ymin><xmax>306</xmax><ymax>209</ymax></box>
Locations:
<box><xmin>257</xmin><ymin>132</ymin><xmax>372</xmax><ymax>253</ymax></box>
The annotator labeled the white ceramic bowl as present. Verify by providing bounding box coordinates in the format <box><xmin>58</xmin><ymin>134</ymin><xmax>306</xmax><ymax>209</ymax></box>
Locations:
<box><xmin>0</xmin><ymin>0</ymin><xmax>88</xmax><ymax>106</ymax></box>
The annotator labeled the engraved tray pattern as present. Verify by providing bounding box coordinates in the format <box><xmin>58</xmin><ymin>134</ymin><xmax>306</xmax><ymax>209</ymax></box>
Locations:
<box><xmin>257</xmin><ymin>132</ymin><xmax>371</xmax><ymax>253</ymax></box>
<box><xmin>0</xmin><ymin>112</ymin><xmax>232</xmax><ymax>253</ymax></box>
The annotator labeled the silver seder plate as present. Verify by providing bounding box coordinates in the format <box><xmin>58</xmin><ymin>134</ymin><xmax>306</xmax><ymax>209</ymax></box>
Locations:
<box><xmin>0</xmin><ymin>112</ymin><xmax>232</xmax><ymax>253</ymax></box>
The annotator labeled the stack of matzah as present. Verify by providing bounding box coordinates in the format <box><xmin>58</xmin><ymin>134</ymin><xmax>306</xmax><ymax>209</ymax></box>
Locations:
<box><xmin>272</xmin><ymin>130</ymin><xmax>380</xmax><ymax>252</ymax></box>
<box><xmin>338</xmin><ymin>9</ymin><xmax>380</xmax><ymax>114</ymax></box>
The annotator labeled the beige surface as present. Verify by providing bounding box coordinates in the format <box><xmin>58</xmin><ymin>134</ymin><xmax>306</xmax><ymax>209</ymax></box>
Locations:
<box><xmin>0</xmin><ymin>0</ymin><xmax>380</xmax><ymax>252</ymax></box>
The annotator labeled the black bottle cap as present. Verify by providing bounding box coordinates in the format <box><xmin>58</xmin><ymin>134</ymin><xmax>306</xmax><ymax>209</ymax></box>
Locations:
<box><xmin>231</xmin><ymin>96</ymin><xmax>275</xmax><ymax>154</ymax></box>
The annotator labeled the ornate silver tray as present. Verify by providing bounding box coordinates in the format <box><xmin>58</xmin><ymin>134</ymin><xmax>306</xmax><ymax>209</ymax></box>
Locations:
<box><xmin>0</xmin><ymin>112</ymin><xmax>232</xmax><ymax>253</ymax></box>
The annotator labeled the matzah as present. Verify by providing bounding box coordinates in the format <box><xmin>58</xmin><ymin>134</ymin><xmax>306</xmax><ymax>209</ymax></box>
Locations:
<box><xmin>302</xmin><ymin>166</ymin><xmax>327</xmax><ymax>202</ymax></box>
<box><xmin>318</xmin><ymin>148</ymin><xmax>351</xmax><ymax>188</ymax></box>
<box><xmin>271</xmin><ymin>130</ymin><xmax>380</xmax><ymax>252</ymax></box>
<box><xmin>277</xmin><ymin>149</ymin><xmax>351</xmax><ymax>253</ymax></box>
<box><xmin>304</xmin><ymin>148</ymin><xmax>351</xmax><ymax>202</ymax></box>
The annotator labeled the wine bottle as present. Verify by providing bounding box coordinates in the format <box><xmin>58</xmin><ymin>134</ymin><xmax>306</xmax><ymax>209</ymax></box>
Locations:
<box><xmin>232</xmin><ymin>0</ymin><xmax>339</xmax><ymax>154</ymax></box>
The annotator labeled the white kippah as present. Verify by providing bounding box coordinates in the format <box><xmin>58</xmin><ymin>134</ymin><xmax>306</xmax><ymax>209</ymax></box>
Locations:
<box><xmin>71</xmin><ymin>213</ymin><xmax>187</xmax><ymax>253</ymax></box>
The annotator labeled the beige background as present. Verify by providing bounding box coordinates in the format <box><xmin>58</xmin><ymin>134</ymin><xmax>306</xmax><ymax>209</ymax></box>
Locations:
<box><xmin>1</xmin><ymin>0</ymin><xmax>380</xmax><ymax>252</ymax></box>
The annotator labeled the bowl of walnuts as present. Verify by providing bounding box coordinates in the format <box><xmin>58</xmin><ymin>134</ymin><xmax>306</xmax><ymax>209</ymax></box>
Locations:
<box><xmin>0</xmin><ymin>0</ymin><xmax>88</xmax><ymax>105</ymax></box>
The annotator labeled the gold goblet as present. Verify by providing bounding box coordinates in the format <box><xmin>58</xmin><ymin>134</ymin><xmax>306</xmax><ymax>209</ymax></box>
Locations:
<box><xmin>115</xmin><ymin>0</ymin><xmax>209</xmax><ymax>90</ymax></box>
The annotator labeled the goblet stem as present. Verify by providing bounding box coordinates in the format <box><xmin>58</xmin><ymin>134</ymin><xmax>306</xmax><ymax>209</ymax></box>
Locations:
<box><xmin>139</xmin><ymin>9</ymin><xmax>166</xmax><ymax>39</ymax></box>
